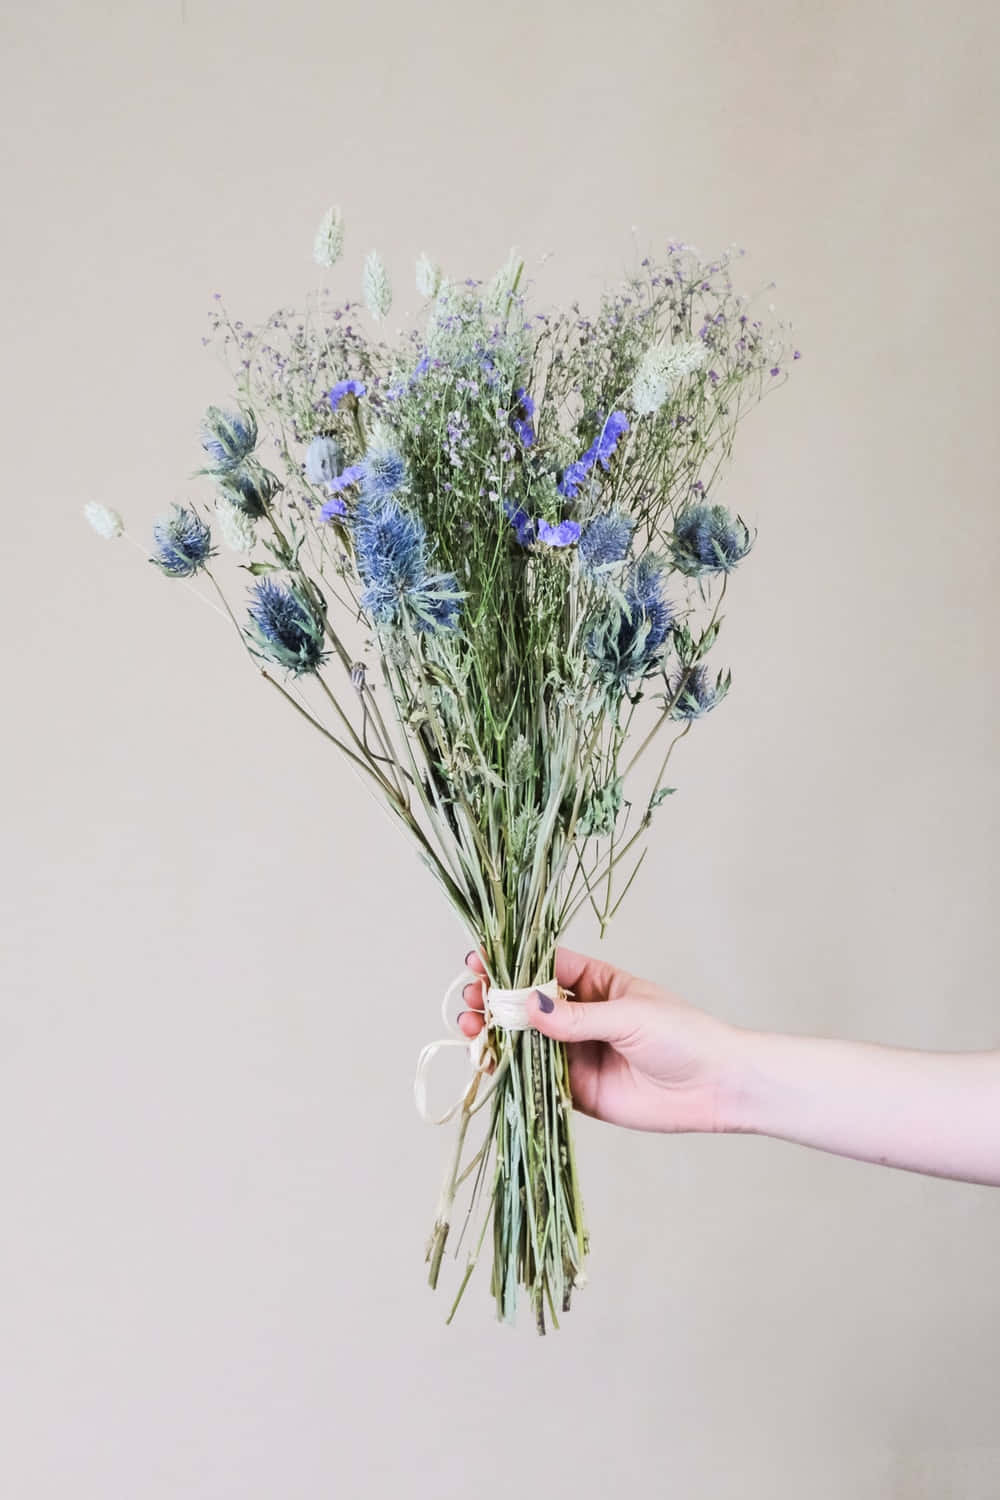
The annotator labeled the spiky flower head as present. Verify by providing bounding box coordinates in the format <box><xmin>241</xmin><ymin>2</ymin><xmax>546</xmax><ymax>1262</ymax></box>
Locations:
<box><xmin>200</xmin><ymin>405</ymin><xmax>257</xmax><ymax>470</ymax></box>
<box><xmin>83</xmin><ymin>502</ymin><xmax>124</xmax><ymax>540</ymax></box>
<box><xmin>415</xmin><ymin>252</ymin><xmax>443</xmax><ymax>299</ymax></box>
<box><xmin>630</xmin><ymin>339</ymin><xmax>708</xmax><ymax>417</ymax></box>
<box><xmin>667</xmin><ymin>663</ymin><xmax>729</xmax><ymax>719</ymax></box>
<box><xmin>214</xmin><ymin>494</ymin><xmax>256</xmax><ymax>552</ymax></box>
<box><xmin>245</xmin><ymin>578</ymin><xmax>326</xmax><ymax>676</ymax></box>
<box><xmin>579</xmin><ymin>511</ymin><xmax>634</xmax><ymax>576</ymax></box>
<box><xmin>362</xmin><ymin>428</ymin><xmax>407</xmax><ymax>500</ymax></box>
<box><xmin>587</xmin><ymin>554</ymin><xmax>673</xmax><ymax>687</ymax></box>
<box><xmin>213</xmin><ymin>459</ymin><xmax>281</xmax><ymax>518</ymax></box>
<box><xmin>353</xmin><ymin>496</ymin><xmax>462</xmax><ymax>633</ymax></box>
<box><xmin>362</xmin><ymin>250</ymin><xmax>392</xmax><ymax>322</ymax></box>
<box><xmin>304</xmin><ymin>435</ymin><xmax>344</xmax><ymax>487</ymax></box>
<box><xmin>313</xmin><ymin>205</ymin><xmax>344</xmax><ymax>269</ymax></box>
<box><xmin>150</xmin><ymin>504</ymin><xmax>214</xmax><ymax>578</ymax></box>
<box><xmin>671</xmin><ymin>503</ymin><xmax>752</xmax><ymax>576</ymax></box>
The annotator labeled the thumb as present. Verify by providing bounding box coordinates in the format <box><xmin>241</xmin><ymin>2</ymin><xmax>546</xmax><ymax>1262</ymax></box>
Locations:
<box><xmin>527</xmin><ymin>983</ymin><xmax>644</xmax><ymax>1046</ymax></box>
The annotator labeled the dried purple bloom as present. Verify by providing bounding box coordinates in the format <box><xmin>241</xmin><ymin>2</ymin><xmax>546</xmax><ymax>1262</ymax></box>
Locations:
<box><xmin>537</xmin><ymin>519</ymin><xmax>581</xmax><ymax>548</ymax></box>
<box><xmin>328</xmin><ymin>379</ymin><xmax>366</xmax><ymax>411</ymax></box>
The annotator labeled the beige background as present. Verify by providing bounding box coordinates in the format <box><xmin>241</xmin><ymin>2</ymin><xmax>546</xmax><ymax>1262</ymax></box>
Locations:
<box><xmin>3</xmin><ymin>1</ymin><xmax>999</xmax><ymax>1495</ymax></box>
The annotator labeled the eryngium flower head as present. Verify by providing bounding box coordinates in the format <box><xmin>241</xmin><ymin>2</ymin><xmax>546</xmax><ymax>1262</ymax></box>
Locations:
<box><xmin>579</xmin><ymin>511</ymin><xmax>634</xmax><ymax>575</ymax></box>
<box><xmin>362</xmin><ymin>434</ymin><xmax>407</xmax><ymax>500</ymax></box>
<box><xmin>214</xmin><ymin>459</ymin><xmax>281</xmax><ymax>518</ymax></box>
<box><xmin>214</xmin><ymin>494</ymin><xmax>256</xmax><ymax>552</ymax></box>
<box><xmin>671</xmin><ymin>504</ymin><xmax>752</xmax><ymax>575</ymax></box>
<box><xmin>83</xmin><ymin>502</ymin><xmax>124</xmax><ymax>540</ymax></box>
<box><xmin>313</xmin><ymin>205</ymin><xmax>344</xmax><ymax>269</ymax></box>
<box><xmin>245</xmin><ymin>578</ymin><xmax>326</xmax><ymax>676</ymax></box>
<box><xmin>150</xmin><ymin>504</ymin><xmax>214</xmax><ymax>577</ymax></box>
<box><xmin>667</xmin><ymin>663</ymin><xmax>729</xmax><ymax>719</ymax></box>
<box><xmin>200</xmin><ymin>406</ymin><xmax>257</xmax><ymax>470</ymax></box>
<box><xmin>587</xmin><ymin>554</ymin><xmax>673</xmax><ymax>686</ymax></box>
<box><xmin>362</xmin><ymin>250</ymin><xmax>392</xmax><ymax>322</ymax></box>
<box><xmin>630</xmin><ymin>339</ymin><xmax>708</xmax><ymax>416</ymax></box>
<box><xmin>353</xmin><ymin>497</ymin><xmax>461</xmax><ymax>632</ymax></box>
<box><xmin>305</xmin><ymin>435</ymin><xmax>344</xmax><ymax>487</ymax></box>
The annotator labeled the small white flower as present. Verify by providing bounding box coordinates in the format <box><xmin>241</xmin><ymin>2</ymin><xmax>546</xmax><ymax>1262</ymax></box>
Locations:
<box><xmin>83</xmin><ymin>502</ymin><xmax>124</xmax><ymax>540</ymax></box>
<box><xmin>415</xmin><ymin>252</ymin><xmax>442</xmax><ymax>299</ymax></box>
<box><xmin>629</xmin><ymin>339</ymin><xmax>708</xmax><ymax>417</ymax></box>
<box><xmin>313</xmin><ymin>205</ymin><xmax>344</xmax><ymax>269</ymax></box>
<box><xmin>362</xmin><ymin>249</ymin><xmax>392</xmax><ymax>321</ymax></box>
<box><xmin>214</xmin><ymin>494</ymin><xmax>256</xmax><ymax>553</ymax></box>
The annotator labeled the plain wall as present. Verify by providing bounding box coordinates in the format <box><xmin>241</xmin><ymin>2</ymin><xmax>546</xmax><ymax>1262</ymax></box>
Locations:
<box><xmin>3</xmin><ymin>1</ymin><xmax>998</xmax><ymax>1496</ymax></box>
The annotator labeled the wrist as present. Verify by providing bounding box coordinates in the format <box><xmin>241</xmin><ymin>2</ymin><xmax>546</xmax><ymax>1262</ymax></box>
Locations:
<box><xmin>714</xmin><ymin>1024</ymin><xmax>777</xmax><ymax>1135</ymax></box>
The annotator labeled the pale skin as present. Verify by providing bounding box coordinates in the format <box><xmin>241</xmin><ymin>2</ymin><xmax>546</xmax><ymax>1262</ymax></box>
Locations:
<box><xmin>458</xmin><ymin>948</ymin><xmax>1000</xmax><ymax>1188</ymax></box>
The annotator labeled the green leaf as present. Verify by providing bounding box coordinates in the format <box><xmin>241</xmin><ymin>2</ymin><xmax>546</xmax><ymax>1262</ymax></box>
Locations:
<box><xmin>242</xmin><ymin>561</ymin><xmax>281</xmax><ymax>575</ymax></box>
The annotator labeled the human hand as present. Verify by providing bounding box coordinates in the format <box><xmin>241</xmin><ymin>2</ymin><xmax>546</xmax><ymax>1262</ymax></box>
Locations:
<box><xmin>458</xmin><ymin>947</ymin><xmax>748</xmax><ymax>1134</ymax></box>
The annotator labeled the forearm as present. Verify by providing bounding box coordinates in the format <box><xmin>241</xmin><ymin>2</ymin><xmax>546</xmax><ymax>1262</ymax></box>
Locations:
<box><xmin>727</xmin><ymin>1028</ymin><xmax>1000</xmax><ymax>1186</ymax></box>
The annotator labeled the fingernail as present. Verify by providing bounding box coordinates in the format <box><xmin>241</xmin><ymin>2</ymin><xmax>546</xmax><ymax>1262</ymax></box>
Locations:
<box><xmin>535</xmin><ymin>989</ymin><xmax>555</xmax><ymax>1014</ymax></box>
<box><xmin>464</xmin><ymin>950</ymin><xmax>476</xmax><ymax>967</ymax></box>
<box><xmin>462</xmin><ymin>983</ymin><xmax>479</xmax><ymax>1004</ymax></box>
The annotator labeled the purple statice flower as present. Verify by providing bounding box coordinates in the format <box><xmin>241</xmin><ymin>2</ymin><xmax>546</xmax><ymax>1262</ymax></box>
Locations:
<box><xmin>319</xmin><ymin>494</ymin><xmax>347</xmax><ymax>521</ymax></box>
<box><xmin>504</xmin><ymin>501</ymin><xmax>536</xmax><ymax>547</ymax></box>
<box><xmin>579</xmin><ymin>511</ymin><xmax>634</xmax><ymax>575</ymax></box>
<box><xmin>328</xmin><ymin>379</ymin><xmax>366</xmax><ymax>411</ymax></box>
<box><xmin>537</xmin><ymin>518</ymin><xmax>581</xmax><ymax>548</ymax></box>
<box><xmin>592</xmin><ymin>410</ymin><xmax>629</xmax><ymax>468</ymax></box>
<box><xmin>324</xmin><ymin>462</ymin><xmax>367</xmax><ymax>496</ymax></box>
<box><xmin>558</xmin><ymin>410</ymin><xmax>630</xmax><ymax>497</ymax></box>
<box><xmin>150</xmin><ymin>504</ymin><xmax>215</xmax><ymax>577</ymax></box>
<box><xmin>245</xmin><ymin>578</ymin><xmax>326</xmax><ymax>676</ymax></box>
<box><xmin>510</xmin><ymin>387</ymin><xmax>535</xmax><ymax>448</ymax></box>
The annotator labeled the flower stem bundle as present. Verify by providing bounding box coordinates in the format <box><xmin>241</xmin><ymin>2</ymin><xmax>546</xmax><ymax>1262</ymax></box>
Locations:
<box><xmin>88</xmin><ymin>220</ymin><xmax>796</xmax><ymax>1330</ymax></box>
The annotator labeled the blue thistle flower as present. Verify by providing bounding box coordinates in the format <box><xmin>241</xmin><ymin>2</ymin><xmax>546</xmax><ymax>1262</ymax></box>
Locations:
<box><xmin>579</xmin><ymin>511</ymin><xmax>635</xmax><ymax>575</ymax></box>
<box><xmin>150</xmin><ymin>504</ymin><xmax>215</xmax><ymax>577</ymax></box>
<box><xmin>245</xmin><ymin>578</ymin><xmax>326</xmax><ymax>676</ymax></box>
<box><xmin>305</xmin><ymin>436</ymin><xmax>344</xmax><ymax>487</ymax></box>
<box><xmin>200</xmin><ymin>406</ymin><xmax>257</xmax><ymax>470</ymax></box>
<box><xmin>558</xmin><ymin>410</ymin><xmax>629</xmax><ymax>497</ymax></box>
<box><xmin>667</xmin><ymin>663</ymin><xmax>729</xmax><ymax>719</ymax></box>
<box><xmin>353</xmin><ymin>497</ymin><xmax>461</xmax><ymax>633</ymax></box>
<box><xmin>671</xmin><ymin>503</ymin><xmax>752</xmax><ymax>576</ymax></box>
<box><xmin>362</xmin><ymin>444</ymin><xmax>407</xmax><ymax>500</ymax></box>
<box><xmin>587</xmin><ymin>554</ymin><xmax>673</xmax><ymax>687</ymax></box>
<box><xmin>214</xmin><ymin>459</ymin><xmax>281</xmax><ymax>518</ymax></box>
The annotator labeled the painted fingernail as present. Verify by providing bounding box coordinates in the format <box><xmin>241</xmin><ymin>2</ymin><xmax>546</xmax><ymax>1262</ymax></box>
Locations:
<box><xmin>535</xmin><ymin>989</ymin><xmax>555</xmax><ymax>1014</ymax></box>
<box><xmin>464</xmin><ymin>950</ymin><xmax>476</xmax><ymax>967</ymax></box>
<box><xmin>463</xmin><ymin>983</ymin><xmax>479</xmax><ymax>1004</ymax></box>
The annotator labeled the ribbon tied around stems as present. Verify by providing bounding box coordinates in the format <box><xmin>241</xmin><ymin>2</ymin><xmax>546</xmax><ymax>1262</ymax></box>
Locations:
<box><xmin>414</xmin><ymin>970</ymin><xmax>562</xmax><ymax>1125</ymax></box>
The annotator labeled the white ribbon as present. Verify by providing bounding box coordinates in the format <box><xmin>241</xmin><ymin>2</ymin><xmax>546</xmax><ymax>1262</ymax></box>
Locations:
<box><xmin>413</xmin><ymin>970</ymin><xmax>561</xmax><ymax>1125</ymax></box>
